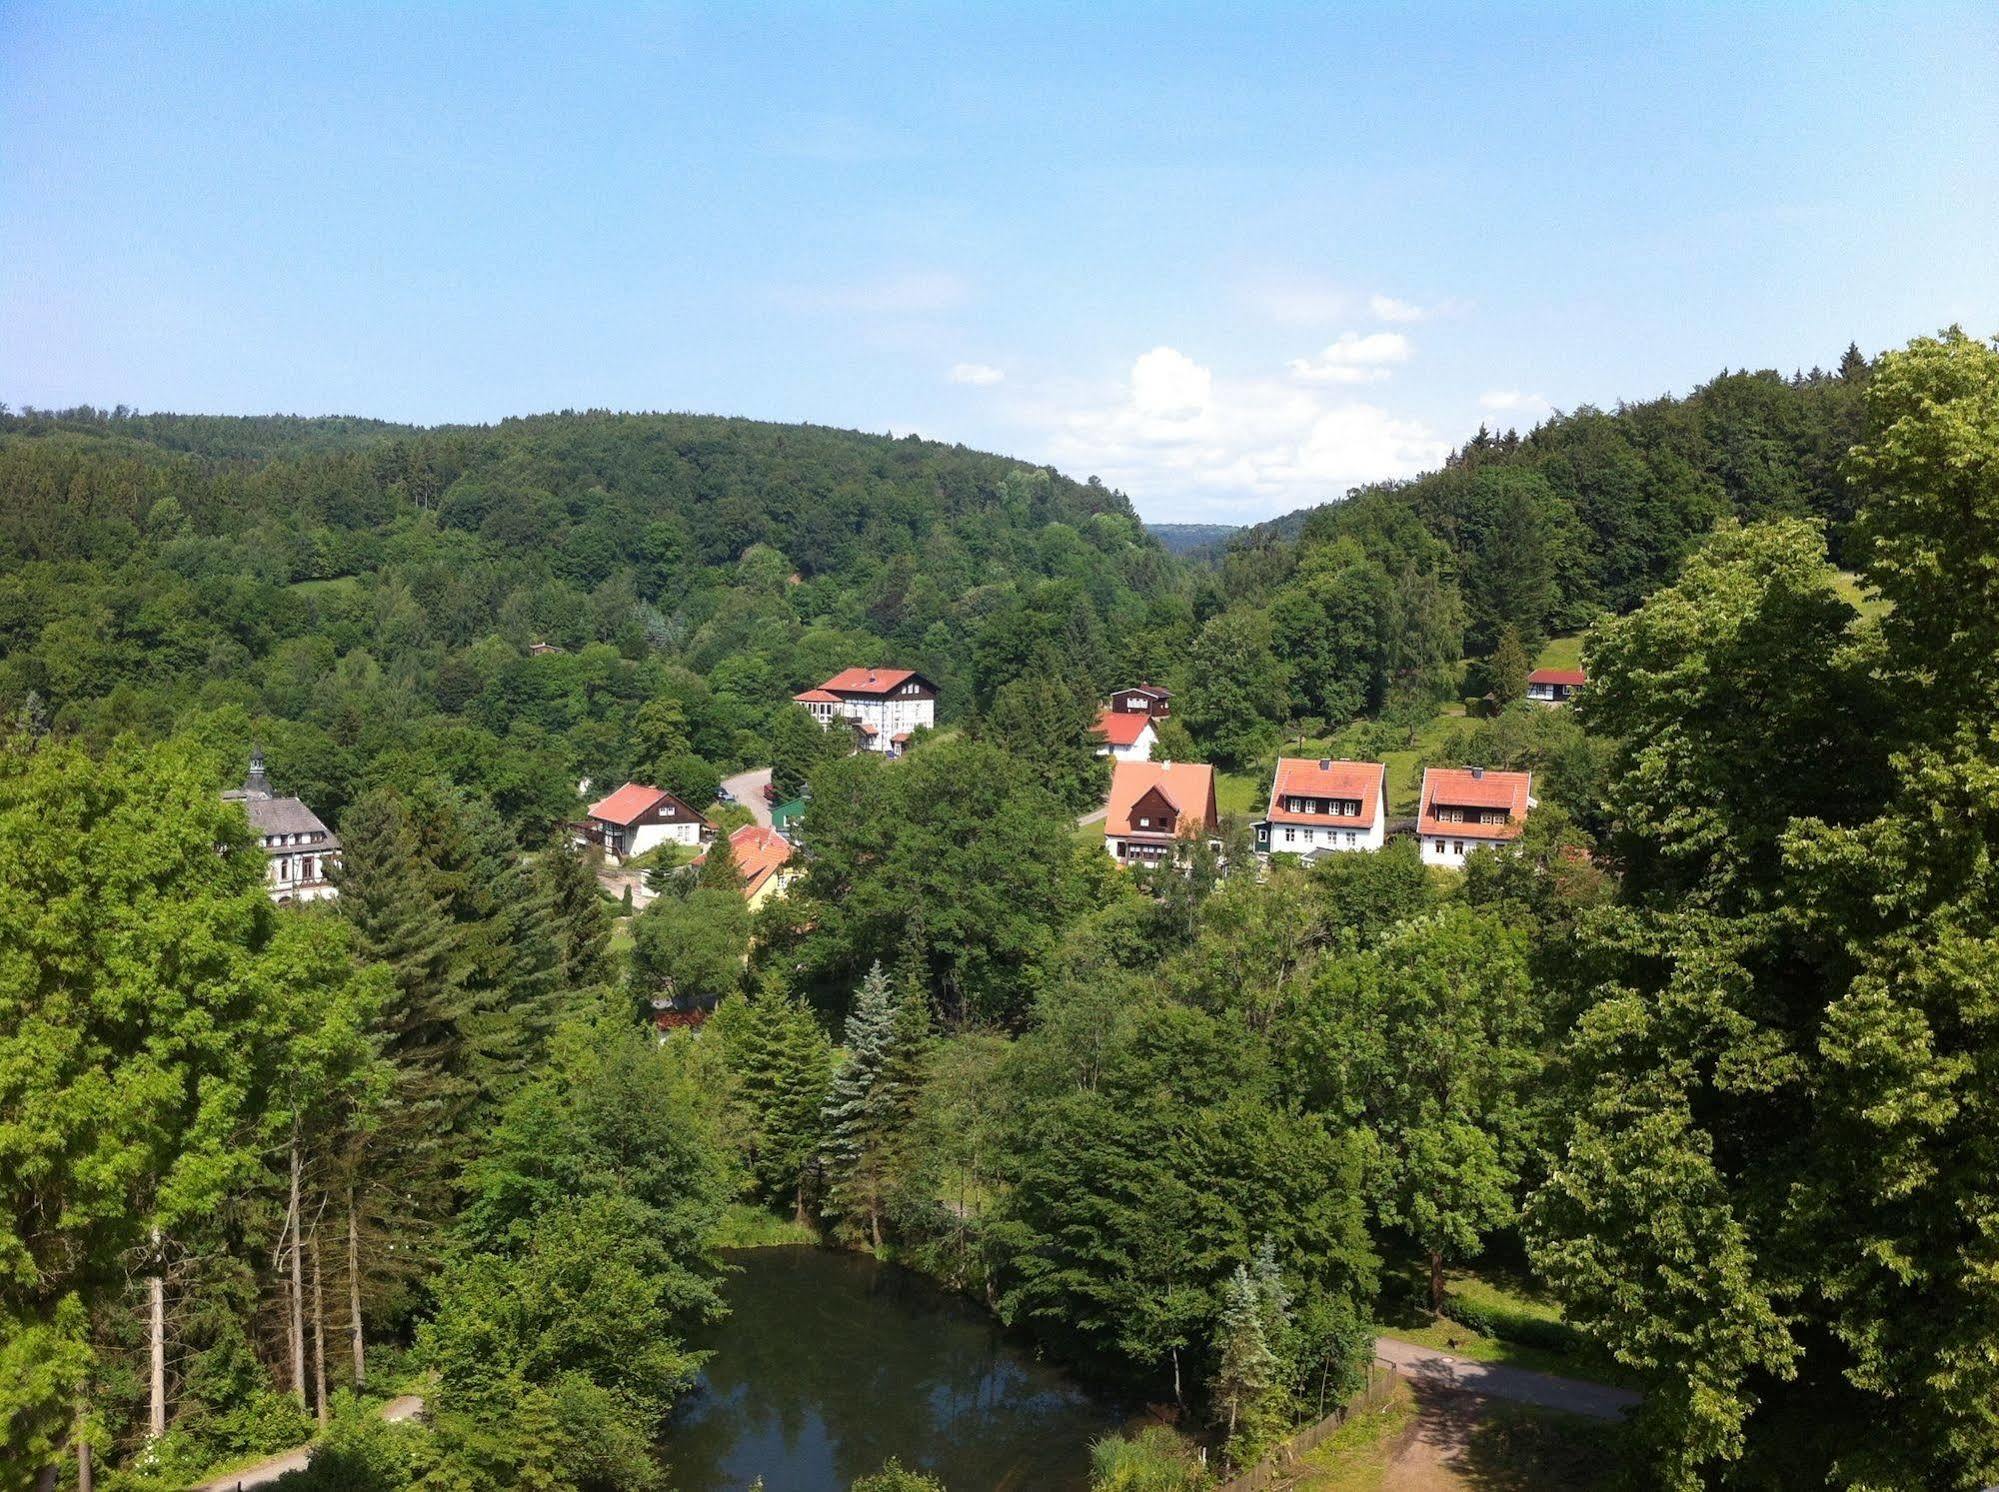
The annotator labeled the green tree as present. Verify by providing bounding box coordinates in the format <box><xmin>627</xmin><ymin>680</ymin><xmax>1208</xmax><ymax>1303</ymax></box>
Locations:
<box><xmin>629</xmin><ymin>887</ymin><xmax>749</xmax><ymax>1012</ymax></box>
<box><xmin>1179</xmin><ymin>610</ymin><xmax>1287</xmax><ymax>769</ymax></box>
<box><xmin>536</xmin><ymin>840</ymin><xmax>611</xmax><ymax>991</ymax></box>
<box><xmin>716</xmin><ymin>988</ymin><xmax>835</xmax><ymax>1220</ymax></box>
<box><xmin>850</xmin><ymin>1460</ymin><xmax>947</xmax><ymax>1492</ymax></box>
<box><xmin>819</xmin><ymin>964</ymin><xmax>926</xmax><ymax>1249</ymax></box>
<box><xmin>980</xmin><ymin>672</ymin><xmax>1108</xmax><ymax>813</ymax></box>
<box><xmin>1208</xmin><ymin>1265</ymin><xmax>1285</xmax><ymax>1468</ymax></box>
<box><xmin>1485</xmin><ymin>625</ymin><xmax>1530</xmax><ymax>708</ymax></box>
<box><xmin>697</xmin><ymin>826</ymin><xmax>742</xmax><ymax>892</ymax></box>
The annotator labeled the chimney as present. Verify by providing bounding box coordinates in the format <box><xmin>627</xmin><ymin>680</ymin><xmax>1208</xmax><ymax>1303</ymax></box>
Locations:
<box><xmin>1471</xmin><ymin>765</ymin><xmax>1485</xmax><ymax>780</ymax></box>
<box><xmin>1319</xmin><ymin>758</ymin><xmax>1332</xmax><ymax>771</ymax></box>
<box><xmin>243</xmin><ymin>748</ymin><xmax>272</xmax><ymax>799</ymax></box>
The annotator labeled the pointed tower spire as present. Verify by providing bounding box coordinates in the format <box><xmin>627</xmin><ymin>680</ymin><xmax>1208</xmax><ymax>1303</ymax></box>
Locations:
<box><xmin>243</xmin><ymin>748</ymin><xmax>272</xmax><ymax>799</ymax></box>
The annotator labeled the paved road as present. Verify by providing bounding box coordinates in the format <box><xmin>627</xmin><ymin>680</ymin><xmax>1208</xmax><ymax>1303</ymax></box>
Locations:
<box><xmin>195</xmin><ymin>1396</ymin><xmax>425</xmax><ymax>1490</ymax></box>
<box><xmin>1076</xmin><ymin>804</ymin><xmax>1107</xmax><ymax>828</ymax></box>
<box><xmin>721</xmin><ymin>766</ymin><xmax>773</xmax><ymax>827</ymax></box>
<box><xmin>1373</xmin><ymin>1336</ymin><xmax>1638</xmax><ymax>1421</ymax></box>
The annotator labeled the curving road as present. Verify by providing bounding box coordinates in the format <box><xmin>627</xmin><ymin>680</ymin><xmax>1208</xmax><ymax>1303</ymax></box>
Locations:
<box><xmin>193</xmin><ymin>1395</ymin><xmax>425</xmax><ymax>1489</ymax></box>
<box><xmin>1373</xmin><ymin>1336</ymin><xmax>1638</xmax><ymax>1421</ymax></box>
<box><xmin>721</xmin><ymin>766</ymin><xmax>774</xmax><ymax>827</ymax></box>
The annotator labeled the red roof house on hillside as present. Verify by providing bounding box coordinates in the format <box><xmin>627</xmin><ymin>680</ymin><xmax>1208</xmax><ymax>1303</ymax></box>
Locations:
<box><xmin>1417</xmin><ymin>766</ymin><xmax>1533</xmax><ymax>867</ymax></box>
<box><xmin>1526</xmin><ymin>667</ymin><xmax>1586</xmax><ymax>705</ymax></box>
<box><xmin>1256</xmin><ymin>758</ymin><xmax>1387</xmax><ymax>858</ymax></box>
<box><xmin>693</xmin><ymin>823</ymin><xmax>796</xmax><ymax>908</ymax></box>
<box><xmin>1092</xmin><ymin>707</ymin><xmax>1159</xmax><ymax>763</ymax></box>
<box><xmin>1105</xmin><ymin>760</ymin><xmax>1219</xmax><ymax>868</ymax></box>
<box><xmin>793</xmin><ymin>667</ymin><xmax>937</xmax><ymax>756</ymax></box>
<box><xmin>577</xmin><ymin>783</ymin><xmax>713</xmax><ymax>864</ymax></box>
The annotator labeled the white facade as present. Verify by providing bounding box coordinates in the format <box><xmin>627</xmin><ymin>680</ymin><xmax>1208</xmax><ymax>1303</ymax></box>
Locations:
<box><xmin>799</xmin><ymin>672</ymin><xmax>937</xmax><ymax>756</ymax></box>
<box><xmin>1420</xmin><ymin>833</ymin><xmax>1480</xmax><ymax>867</ymax></box>
<box><xmin>1268</xmin><ymin>803</ymin><xmax>1385</xmax><ymax>855</ymax></box>
<box><xmin>259</xmin><ymin>831</ymin><xmax>340</xmax><ymax>902</ymax></box>
<box><xmin>1097</xmin><ymin>719</ymin><xmax>1158</xmax><ymax>763</ymax></box>
<box><xmin>627</xmin><ymin>818</ymin><xmax>705</xmax><ymax>856</ymax></box>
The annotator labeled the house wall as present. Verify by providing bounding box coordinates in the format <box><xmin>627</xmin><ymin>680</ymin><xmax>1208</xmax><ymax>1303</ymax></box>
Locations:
<box><xmin>265</xmin><ymin>846</ymin><xmax>339</xmax><ymax>903</ymax></box>
<box><xmin>631</xmin><ymin>819</ymin><xmax>704</xmax><ymax>856</ymax></box>
<box><xmin>1421</xmin><ymin>833</ymin><xmax>1481</xmax><ymax>866</ymax></box>
<box><xmin>837</xmin><ymin>692</ymin><xmax>936</xmax><ymax>753</ymax></box>
<box><xmin>1101</xmin><ymin>722</ymin><xmax>1158</xmax><ymax>763</ymax></box>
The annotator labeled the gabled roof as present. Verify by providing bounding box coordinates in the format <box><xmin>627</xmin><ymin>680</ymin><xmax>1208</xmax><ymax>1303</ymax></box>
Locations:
<box><xmin>587</xmin><ymin>782</ymin><xmax>666</xmax><ymax>826</ymax></box>
<box><xmin>1528</xmin><ymin>667</ymin><xmax>1587</xmax><ymax>687</ymax></box>
<box><xmin>1093</xmin><ymin>709</ymin><xmax>1156</xmax><ymax>748</ymax></box>
<box><xmin>816</xmin><ymin>667</ymin><xmax>933</xmax><ymax>697</ymax></box>
<box><xmin>1418</xmin><ymin>767</ymin><xmax>1532</xmax><ymax>842</ymax></box>
<box><xmin>1114</xmin><ymin>682</ymin><xmax>1173</xmax><ymax>700</ymax></box>
<box><xmin>697</xmin><ymin>823</ymin><xmax>794</xmax><ymax>899</ymax></box>
<box><xmin>794</xmin><ymin>687</ymin><xmax>842</xmax><ymax>704</ymax></box>
<box><xmin>1265</xmin><ymin>758</ymin><xmax>1385</xmax><ymax>828</ymax></box>
<box><xmin>1106</xmin><ymin>761</ymin><xmax>1217</xmax><ymax>840</ymax></box>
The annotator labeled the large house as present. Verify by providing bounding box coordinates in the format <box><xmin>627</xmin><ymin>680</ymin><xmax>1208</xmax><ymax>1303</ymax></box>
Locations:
<box><xmin>695</xmin><ymin>823</ymin><xmax>796</xmax><ymax>910</ymax></box>
<box><xmin>221</xmin><ymin>750</ymin><xmax>340</xmax><ymax>904</ymax></box>
<box><xmin>1107</xmin><ymin>682</ymin><xmax>1172</xmax><ymax>718</ymax></box>
<box><xmin>1092</xmin><ymin>707</ymin><xmax>1158</xmax><ymax>764</ymax></box>
<box><xmin>1417</xmin><ymin>766</ymin><xmax>1533</xmax><ymax>867</ymax></box>
<box><xmin>1104</xmin><ymin>760</ymin><xmax>1219</xmax><ymax>867</ymax></box>
<box><xmin>1255</xmin><ymin>758</ymin><xmax>1386</xmax><ymax>859</ymax></box>
<box><xmin>1526</xmin><ymin>667</ymin><xmax>1585</xmax><ymax>705</ymax></box>
<box><xmin>794</xmin><ymin>667</ymin><xmax>937</xmax><ymax>756</ymax></box>
<box><xmin>578</xmin><ymin>783</ymin><xmax>713</xmax><ymax>863</ymax></box>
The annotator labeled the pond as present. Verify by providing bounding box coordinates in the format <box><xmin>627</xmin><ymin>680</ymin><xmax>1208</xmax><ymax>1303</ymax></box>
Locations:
<box><xmin>665</xmin><ymin>1245</ymin><xmax>1135</xmax><ymax>1491</ymax></box>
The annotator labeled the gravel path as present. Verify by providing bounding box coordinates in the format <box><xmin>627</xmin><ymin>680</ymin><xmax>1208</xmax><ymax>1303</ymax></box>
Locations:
<box><xmin>1374</xmin><ymin>1337</ymin><xmax>1638</xmax><ymax>1420</ymax></box>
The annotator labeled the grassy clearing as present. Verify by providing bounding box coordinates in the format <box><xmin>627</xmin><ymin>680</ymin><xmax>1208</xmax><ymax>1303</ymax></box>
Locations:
<box><xmin>287</xmin><ymin>574</ymin><xmax>360</xmax><ymax>596</ymax></box>
<box><xmin>1535</xmin><ymin>631</ymin><xmax>1586</xmax><ymax>672</ymax></box>
<box><xmin>1289</xmin><ymin>1379</ymin><xmax>1418</xmax><ymax>1490</ymax></box>
<box><xmin>1217</xmin><ymin>768</ymin><xmax>1267</xmax><ymax>818</ymax></box>
<box><xmin>710</xmin><ymin>1202</ymin><xmax>819</xmax><ymax>1249</ymax></box>
<box><xmin>1373</xmin><ymin>1263</ymin><xmax>1636</xmax><ymax>1390</ymax></box>
<box><xmin>1833</xmin><ymin>568</ymin><xmax>1891</xmax><ymax>621</ymax></box>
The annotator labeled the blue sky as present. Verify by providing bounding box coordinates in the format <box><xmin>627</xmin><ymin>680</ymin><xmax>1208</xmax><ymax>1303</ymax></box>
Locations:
<box><xmin>4</xmin><ymin>3</ymin><xmax>1995</xmax><ymax>521</ymax></box>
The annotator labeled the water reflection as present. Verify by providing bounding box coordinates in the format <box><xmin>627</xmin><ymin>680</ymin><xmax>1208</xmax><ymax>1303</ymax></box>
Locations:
<box><xmin>666</xmin><ymin>1246</ymin><xmax>1131</xmax><ymax>1491</ymax></box>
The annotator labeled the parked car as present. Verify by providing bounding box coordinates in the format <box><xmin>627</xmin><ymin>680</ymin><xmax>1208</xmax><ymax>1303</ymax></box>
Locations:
<box><xmin>762</xmin><ymin>782</ymin><xmax>781</xmax><ymax>804</ymax></box>
<box><xmin>715</xmin><ymin>787</ymin><xmax>734</xmax><ymax>805</ymax></box>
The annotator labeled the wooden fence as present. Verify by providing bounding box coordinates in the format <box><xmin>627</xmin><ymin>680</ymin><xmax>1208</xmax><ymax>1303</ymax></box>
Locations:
<box><xmin>1212</xmin><ymin>1357</ymin><xmax>1397</xmax><ymax>1492</ymax></box>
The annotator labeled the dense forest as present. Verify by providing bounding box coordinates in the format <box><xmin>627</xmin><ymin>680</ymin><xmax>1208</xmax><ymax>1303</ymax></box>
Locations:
<box><xmin>7</xmin><ymin>329</ymin><xmax>1999</xmax><ymax>1491</ymax></box>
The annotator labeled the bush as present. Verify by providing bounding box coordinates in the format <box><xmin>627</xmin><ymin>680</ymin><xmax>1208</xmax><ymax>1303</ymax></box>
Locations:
<box><xmin>268</xmin><ymin>1392</ymin><xmax>428</xmax><ymax>1491</ymax></box>
<box><xmin>1089</xmin><ymin>1425</ymin><xmax>1210</xmax><ymax>1490</ymax></box>
<box><xmin>1442</xmin><ymin>1291</ymin><xmax>1586</xmax><ymax>1356</ymax></box>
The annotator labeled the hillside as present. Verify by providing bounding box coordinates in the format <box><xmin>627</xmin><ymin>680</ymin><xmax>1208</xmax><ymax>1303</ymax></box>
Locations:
<box><xmin>0</xmin><ymin>408</ymin><xmax>1184</xmax><ymax>834</ymax></box>
<box><xmin>1143</xmin><ymin>520</ymin><xmax>1241</xmax><ymax>557</ymax></box>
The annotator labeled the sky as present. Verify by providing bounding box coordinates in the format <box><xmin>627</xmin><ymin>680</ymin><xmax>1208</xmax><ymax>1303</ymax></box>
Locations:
<box><xmin>4</xmin><ymin>3</ymin><xmax>1997</xmax><ymax>523</ymax></box>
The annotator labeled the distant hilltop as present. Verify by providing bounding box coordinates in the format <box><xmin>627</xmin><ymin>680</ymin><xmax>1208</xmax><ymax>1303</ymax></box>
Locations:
<box><xmin>1141</xmin><ymin>521</ymin><xmax>1241</xmax><ymax>558</ymax></box>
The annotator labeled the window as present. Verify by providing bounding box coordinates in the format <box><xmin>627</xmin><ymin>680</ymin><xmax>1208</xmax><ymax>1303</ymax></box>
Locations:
<box><xmin>1284</xmin><ymin>827</ymin><xmax>1296</xmax><ymax>844</ymax></box>
<box><xmin>1345</xmin><ymin>831</ymin><xmax>1357</xmax><ymax>847</ymax></box>
<box><xmin>1453</xmin><ymin>840</ymin><xmax>1466</xmax><ymax>856</ymax></box>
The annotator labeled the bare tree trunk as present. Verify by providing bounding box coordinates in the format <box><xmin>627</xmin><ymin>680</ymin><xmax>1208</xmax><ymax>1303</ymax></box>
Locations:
<box><xmin>310</xmin><ymin>1229</ymin><xmax>328</xmax><ymax>1426</ymax></box>
<box><xmin>1428</xmin><ymin>1249</ymin><xmax>1445</xmax><ymax>1318</ymax></box>
<box><xmin>287</xmin><ymin>1131</ymin><xmax>307</xmax><ymax>1406</ymax></box>
<box><xmin>75</xmin><ymin>1405</ymin><xmax>93</xmax><ymax>1492</ymax></box>
<box><xmin>346</xmin><ymin>1186</ymin><xmax>366</xmax><ymax>1390</ymax></box>
<box><xmin>148</xmin><ymin>1229</ymin><xmax>166</xmax><ymax>1441</ymax></box>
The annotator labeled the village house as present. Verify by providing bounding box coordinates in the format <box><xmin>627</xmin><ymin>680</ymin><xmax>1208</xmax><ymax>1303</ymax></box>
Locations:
<box><xmin>694</xmin><ymin>822</ymin><xmax>796</xmax><ymax>910</ymax></box>
<box><xmin>577</xmin><ymin>782</ymin><xmax>713</xmax><ymax>864</ymax></box>
<box><xmin>794</xmin><ymin>667</ymin><xmax>937</xmax><ymax>756</ymax></box>
<box><xmin>1104</xmin><ymin>760</ymin><xmax>1220</xmax><ymax>867</ymax></box>
<box><xmin>1092</xmin><ymin>707</ymin><xmax>1159</xmax><ymax>764</ymax></box>
<box><xmin>1526</xmin><ymin>666</ymin><xmax>1586</xmax><ymax>705</ymax></box>
<box><xmin>1417</xmin><ymin>765</ymin><xmax>1534</xmax><ymax>867</ymax></box>
<box><xmin>1107</xmin><ymin>682</ymin><xmax>1172</xmax><ymax>718</ymax></box>
<box><xmin>221</xmin><ymin>750</ymin><xmax>340</xmax><ymax>904</ymax></box>
<box><xmin>1255</xmin><ymin>757</ymin><xmax>1387</xmax><ymax>859</ymax></box>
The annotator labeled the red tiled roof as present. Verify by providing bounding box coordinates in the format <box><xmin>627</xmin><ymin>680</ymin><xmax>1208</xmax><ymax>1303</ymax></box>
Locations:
<box><xmin>1529</xmin><ymin>668</ymin><xmax>1586</xmax><ymax>687</ymax></box>
<box><xmin>891</xmin><ymin>731</ymin><xmax>912</xmax><ymax>743</ymax></box>
<box><xmin>818</xmin><ymin>667</ymin><xmax>923</xmax><ymax>696</ymax></box>
<box><xmin>587</xmin><ymin>782</ymin><xmax>667</xmax><ymax>826</ymax></box>
<box><xmin>696</xmin><ymin>824</ymin><xmax>794</xmax><ymax>899</ymax></box>
<box><xmin>1106</xmin><ymin>761</ymin><xmax>1217</xmax><ymax>840</ymax></box>
<box><xmin>794</xmin><ymin>687</ymin><xmax>841</xmax><ymax>704</ymax></box>
<box><xmin>1264</xmin><ymin>758</ymin><xmax>1384</xmax><ymax>828</ymax></box>
<box><xmin>1093</xmin><ymin>709</ymin><xmax>1155</xmax><ymax>748</ymax></box>
<box><xmin>1418</xmin><ymin>767</ymin><xmax>1532</xmax><ymax>842</ymax></box>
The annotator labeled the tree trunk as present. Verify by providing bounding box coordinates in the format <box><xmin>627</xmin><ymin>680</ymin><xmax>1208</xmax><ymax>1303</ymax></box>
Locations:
<box><xmin>1172</xmin><ymin>1345</ymin><xmax>1183</xmax><ymax>1408</ymax></box>
<box><xmin>148</xmin><ymin>1229</ymin><xmax>166</xmax><ymax>1441</ymax></box>
<box><xmin>287</xmin><ymin>1132</ymin><xmax>307</xmax><ymax>1406</ymax></box>
<box><xmin>75</xmin><ymin>1406</ymin><xmax>93</xmax><ymax>1492</ymax></box>
<box><xmin>346</xmin><ymin>1187</ymin><xmax>366</xmax><ymax>1390</ymax></box>
<box><xmin>310</xmin><ymin>1230</ymin><xmax>328</xmax><ymax>1425</ymax></box>
<box><xmin>1429</xmin><ymin>1249</ymin><xmax>1445</xmax><ymax>1318</ymax></box>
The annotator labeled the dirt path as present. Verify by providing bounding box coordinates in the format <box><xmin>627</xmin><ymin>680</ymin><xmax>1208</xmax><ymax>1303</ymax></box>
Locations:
<box><xmin>193</xmin><ymin>1396</ymin><xmax>424</xmax><ymax>1490</ymax></box>
<box><xmin>1373</xmin><ymin>1336</ymin><xmax>1637</xmax><ymax>1420</ymax></box>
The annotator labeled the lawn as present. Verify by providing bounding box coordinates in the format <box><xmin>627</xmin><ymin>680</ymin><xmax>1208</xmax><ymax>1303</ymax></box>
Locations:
<box><xmin>1535</xmin><ymin>631</ymin><xmax>1586</xmax><ymax>672</ymax></box>
<box><xmin>1289</xmin><ymin>1380</ymin><xmax>1419</xmax><ymax>1491</ymax></box>
<box><xmin>286</xmin><ymin>574</ymin><xmax>360</xmax><ymax>597</ymax></box>
<box><xmin>710</xmin><ymin>1202</ymin><xmax>819</xmax><ymax>1249</ymax></box>
<box><xmin>1372</xmin><ymin>1262</ymin><xmax>1636</xmax><ymax>1390</ymax></box>
<box><xmin>1833</xmin><ymin>568</ymin><xmax>1891</xmax><ymax>621</ymax></box>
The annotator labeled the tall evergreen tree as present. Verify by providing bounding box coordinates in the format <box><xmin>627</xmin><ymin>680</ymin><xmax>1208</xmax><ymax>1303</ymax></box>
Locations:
<box><xmin>1208</xmin><ymin>1265</ymin><xmax>1284</xmax><ymax>1468</ymax></box>
<box><xmin>536</xmin><ymin>839</ymin><xmax>612</xmax><ymax>991</ymax></box>
<box><xmin>819</xmin><ymin>964</ymin><xmax>922</xmax><ymax>1249</ymax></box>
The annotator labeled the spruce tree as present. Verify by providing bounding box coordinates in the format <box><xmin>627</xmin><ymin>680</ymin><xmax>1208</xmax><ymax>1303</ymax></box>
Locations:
<box><xmin>697</xmin><ymin>827</ymin><xmax>742</xmax><ymax>893</ymax></box>
<box><xmin>537</xmin><ymin>839</ymin><xmax>611</xmax><ymax>990</ymax></box>
<box><xmin>1209</xmin><ymin>1265</ymin><xmax>1284</xmax><ymax>1468</ymax></box>
<box><xmin>729</xmin><ymin>988</ymin><xmax>834</xmax><ymax>1219</ymax></box>
<box><xmin>819</xmin><ymin>963</ymin><xmax>913</xmax><ymax>1249</ymax></box>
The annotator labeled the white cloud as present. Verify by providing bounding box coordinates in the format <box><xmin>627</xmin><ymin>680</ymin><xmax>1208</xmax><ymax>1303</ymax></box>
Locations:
<box><xmin>1368</xmin><ymin>294</ymin><xmax>1427</xmax><ymax>323</ymax></box>
<box><xmin>1478</xmin><ymin>389</ymin><xmax>1552</xmax><ymax>416</ymax></box>
<box><xmin>1288</xmin><ymin>331</ymin><xmax>1413</xmax><ymax>384</ymax></box>
<box><xmin>1038</xmin><ymin>345</ymin><xmax>1449</xmax><ymax>515</ymax></box>
<box><xmin>775</xmin><ymin>271</ymin><xmax>968</xmax><ymax>315</ymax></box>
<box><xmin>948</xmin><ymin>362</ymin><xmax>1005</xmax><ymax>387</ymax></box>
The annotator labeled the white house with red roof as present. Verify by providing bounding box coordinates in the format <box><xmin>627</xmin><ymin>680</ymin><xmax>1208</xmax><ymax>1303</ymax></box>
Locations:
<box><xmin>1092</xmin><ymin>707</ymin><xmax>1159</xmax><ymax>764</ymax></box>
<box><xmin>1105</xmin><ymin>760</ymin><xmax>1219</xmax><ymax>867</ymax></box>
<box><xmin>1526</xmin><ymin>667</ymin><xmax>1586</xmax><ymax>705</ymax></box>
<box><xmin>693</xmin><ymin>823</ymin><xmax>796</xmax><ymax>910</ymax></box>
<box><xmin>578</xmin><ymin>782</ymin><xmax>714</xmax><ymax>863</ymax></box>
<box><xmin>1417</xmin><ymin>766</ymin><xmax>1534</xmax><ymax>866</ymax></box>
<box><xmin>1255</xmin><ymin>757</ymin><xmax>1386</xmax><ymax>858</ymax></box>
<box><xmin>1107</xmin><ymin>682</ymin><xmax>1172</xmax><ymax>718</ymax></box>
<box><xmin>794</xmin><ymin>667</ymin><xmax>937</xmax><ymax>756</ymax></box>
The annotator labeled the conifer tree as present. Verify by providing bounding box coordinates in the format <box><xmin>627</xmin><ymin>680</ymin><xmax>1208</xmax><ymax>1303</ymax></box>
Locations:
<box><xmin>727</xmin><ymin>987</ymin><xmax>834</xmax><ymax>1219</ymax></box>
<box><xmin>697</xmin><ymin>826</ymin><xmax>742</xmax><ymax>893</ymax></box>
<box><xmin>537</xmin><ymin>839</ymin><xmax>611</xmax><ymax>990</ymax></box>
<box><xmin>1209</xmin><ymin>1265</ymin><xmax>1284</xmax><ymax>1468</ymax></box>
<box><xmin>819</xmin><ymin>963</ymin><xmax>920</xmax><ymax>1249</ymax></box>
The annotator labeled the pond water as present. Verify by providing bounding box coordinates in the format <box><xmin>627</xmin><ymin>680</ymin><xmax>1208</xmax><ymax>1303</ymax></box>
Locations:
<box><xmin>665</xmin><ymin>1245</ymin><xmax>1134</xmax><ymax>1491</ymax></box>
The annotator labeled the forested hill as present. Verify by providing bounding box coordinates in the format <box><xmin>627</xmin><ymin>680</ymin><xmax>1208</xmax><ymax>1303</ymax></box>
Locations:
<box><xmin>1142</xmin><ymin>520</ymin><xmax>1240</xmax><ymax>557</ymax></box>
<box><xmin>0</xmin><ymin>407</ymin><xmax>1182</xmax><ymax>832</ymax></box>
